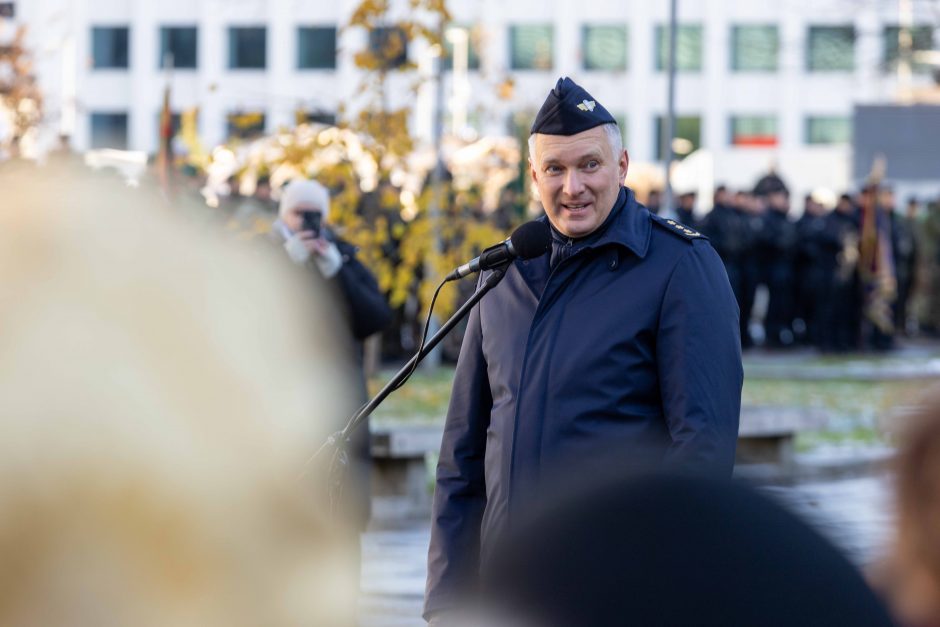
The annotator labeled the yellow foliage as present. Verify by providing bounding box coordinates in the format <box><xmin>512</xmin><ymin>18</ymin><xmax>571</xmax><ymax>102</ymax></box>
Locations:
<box><xmin>200</xmin><ymin>0</ymin><xmax>520</xmax><ymax>325</ymax></box>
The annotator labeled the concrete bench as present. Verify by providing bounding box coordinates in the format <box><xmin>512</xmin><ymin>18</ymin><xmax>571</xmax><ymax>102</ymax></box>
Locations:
<box><xmin>370</xmin><ymin>424</ymin><xmax>443</xmax><ymax>519</ymax></box>
<box><xmin>736</xmin><ymin>405</ymin><xmax>827</xmax><ymax>465</ymax></box>
<box><xmin>370</xmin><ymin>405</ymin><xmax>828</xmax><ymax>517</ymax></box>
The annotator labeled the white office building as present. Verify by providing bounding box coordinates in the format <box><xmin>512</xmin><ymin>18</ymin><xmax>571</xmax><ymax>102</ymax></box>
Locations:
<box><xmin>4</xmin><ymin>0</ymin><xmax>938</xmax><ymax>203</ymax></box>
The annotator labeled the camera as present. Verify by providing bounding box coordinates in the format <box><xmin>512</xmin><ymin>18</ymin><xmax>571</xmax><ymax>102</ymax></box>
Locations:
<box><xmin>301</xmin><ymin>211</ymin><xmax>322</xmax><ymax>237</ymax></box>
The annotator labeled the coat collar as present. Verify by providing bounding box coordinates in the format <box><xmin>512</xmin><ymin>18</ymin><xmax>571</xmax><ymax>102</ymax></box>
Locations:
<box><xmin>538</xmin><ymin>186</ymin><xmax>651</xmax><ymax>260</ymax></box>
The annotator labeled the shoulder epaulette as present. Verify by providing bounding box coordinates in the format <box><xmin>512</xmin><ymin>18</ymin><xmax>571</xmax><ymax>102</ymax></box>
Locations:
<box><xmin>650</xmin><ymin>213</ymin><xmax>706</xmax><ymax>241</ymax></box>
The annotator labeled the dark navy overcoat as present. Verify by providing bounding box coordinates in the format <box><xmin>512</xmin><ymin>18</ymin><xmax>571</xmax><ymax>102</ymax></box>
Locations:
<box><xmin>425</xmin><ymin>188</ymin><xmax>743</xmax><ymax>618</ymax></box>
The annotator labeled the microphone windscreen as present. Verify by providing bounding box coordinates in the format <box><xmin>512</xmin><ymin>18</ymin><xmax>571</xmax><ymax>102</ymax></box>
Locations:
<box><xmin>510</xmin><ymin>221</ymin><xmax>552</xmax><ymax>260</ymax></box>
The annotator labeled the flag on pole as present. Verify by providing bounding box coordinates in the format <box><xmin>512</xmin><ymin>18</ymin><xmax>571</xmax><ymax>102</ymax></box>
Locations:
<box><xmin>157</xmin><ymin>84</ymin><xmax>172</xmax><ymax>191</ymax></box>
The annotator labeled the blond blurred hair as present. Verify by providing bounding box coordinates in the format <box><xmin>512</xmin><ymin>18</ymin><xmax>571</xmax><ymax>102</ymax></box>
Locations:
<box><xmin>0</xmin><ymin>165</ymin><xmax>358</xmax><ymax>627</ymax></box>
<box><xmin>883</xmin><ymin>385</ymin><xmax>940</xmax><ymax>626</ymax></box>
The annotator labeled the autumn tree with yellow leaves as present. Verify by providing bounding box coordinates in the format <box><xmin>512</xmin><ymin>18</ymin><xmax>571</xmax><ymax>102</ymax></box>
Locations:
<box><xmin>0</xmin><ymin>26</ymin><xmax>42</xmax><ymax>156</ymax></box>
<box><xmin>204</xmin><ymin>0</ymin><xmax>519</xmax><ymax>326</ymax></box>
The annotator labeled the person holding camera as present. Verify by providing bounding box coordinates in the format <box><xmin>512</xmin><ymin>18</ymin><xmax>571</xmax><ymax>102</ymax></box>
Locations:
<box><xmin>273</xmin><ymin>179</ymin><xmax>392</xmax><ymax>567</ymax></box>
<box><xmin>274</xmin><ymin>179</ymin><xmax>392</xmax><ymax>348</ymax></box>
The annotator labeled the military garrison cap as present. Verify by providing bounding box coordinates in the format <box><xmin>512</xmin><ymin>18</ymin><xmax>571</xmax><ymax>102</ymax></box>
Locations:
<box><xmin>530</xmin><ymin>77</ymin><xmax>616</xmax><ymax>136</ymax></box>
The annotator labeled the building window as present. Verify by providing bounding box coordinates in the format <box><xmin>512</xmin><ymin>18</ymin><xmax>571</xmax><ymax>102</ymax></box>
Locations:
<box><xmin>297</xmin><ymin>26</ymin><xmax>336</xmax><ymax>69</ymax></box>
<box><xmin>883</xmin><ymin>25</ymin><xmax>935</xmax><ymax>73</ymax></box>
<box><xmin>226</xmin><ymin>111</ymin><xmax>265</xmax><ymax>138</ymax></box>
<box><xmin>295</xmin><ymin>110</ymin><xmax>336</xmax><ymax>126</ymax></box>
<box><xmin>655</xmin><ymin>24</ymin><xmax>702</xmax><ymax>72</ymax></box>
<box><xmin>730</xmin><ymin>115</ymin><xmax>778</xmax><ymax>147</ymax></box>
<box><xmin>92</xmin><ymin>26</ymin><xmax>129</xmax><ymax>69</ymax></box>
<box><xmin>613</xmin><ymin>113</ymin><xmax>628</xmax><ymax>144</ymax></box>
<box><xmin>583</xmin><ymin>25</ymin><xmax>627</xmax><ymax>71</ymax></box>
<box><xmin>510</xmin><ymin>24</ymin><xmax>553</xmax><ymax>70</ymax></box>
<box><xmin>731</xmin><ymin>25</ymin><xmax>778</xmax><ymax>71</ymax></box>
<box><xmin>159</xmin><ymin>26</ymin><xmax>197</xmax><ymax>69</ymax></box>
<box><xmin>807</xmin><ymin>25</ymin><xmax>855</xmax><ymax>71</ymax></box>
<box><xmin>0</xmin><ymin>3</ymin><xmax>15</xmax><ymax>19</ymax></box>
<box><xmin>228</xmin><ymin>26</ymin><xmax>266</xmax><ymax>69</ymax></box>
<box><xmin>90</xmin><ymin>112</ymin><xmax>129</xmax><ymax>149</ymax></box>
<box><xmin>655</xmin><ymin>115</ymin><xmax>701</xmax><ymax>160</ymax></box>
<box><xmin>805</xmin><ymin>116</ymin><xmax>851</xmax><ymax>145</ymax></box>
<box><xmin>368</xmin><ymin>26</ymin><xmax>409</xmax><ymax>69</ymax></box>
<box><xmin>443</xmin><ymin>26</ymin><xmax>481</xmax><ymax>71</ymax></box>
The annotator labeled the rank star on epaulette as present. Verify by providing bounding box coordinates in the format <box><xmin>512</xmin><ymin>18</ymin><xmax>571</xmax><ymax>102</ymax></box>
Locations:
<box><xmin>576</xmin><ymin>99</ymin><xmax>596</xmax><ymax>112</ymax></box>
<box><xmin>665</xmin><ymin>219</ymin><xmax>701</xmax><ymax>238</ymax></box>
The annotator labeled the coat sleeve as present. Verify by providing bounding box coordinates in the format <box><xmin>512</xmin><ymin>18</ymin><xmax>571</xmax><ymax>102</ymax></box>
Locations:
<box><xmin>330</xmin><ymin>242</ymin><xmax>393</xmax><ymax>341</ymax></box>
<box><xmin>656</xmin><ymin>241</ymin><xmax>743</xmax><ymax>476</ymax></box>
<box><xmin>424</xmin><ymin>297</ymin><xmax>492</xmax><ymax>620</ymax></box>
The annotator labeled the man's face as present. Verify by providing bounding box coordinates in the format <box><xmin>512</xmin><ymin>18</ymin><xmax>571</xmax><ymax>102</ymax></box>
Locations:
<box><xmin>530</xmin><ymin>126</ymin><xmax>628</xmax><ymax>238</ymax></box>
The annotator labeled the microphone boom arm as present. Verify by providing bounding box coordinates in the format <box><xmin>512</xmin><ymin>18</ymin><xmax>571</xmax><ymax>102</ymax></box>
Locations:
<box><xmin>341</xmin><ymin>264</ymin><xmax>507</xmax><ymax>440</ymax></box>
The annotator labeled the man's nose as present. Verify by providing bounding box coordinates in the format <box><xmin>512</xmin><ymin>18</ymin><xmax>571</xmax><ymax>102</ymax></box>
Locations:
<box><xmin>563</xmin><ymin>170</ymin><xmax>585</xmax><ymax>196</ymax></box>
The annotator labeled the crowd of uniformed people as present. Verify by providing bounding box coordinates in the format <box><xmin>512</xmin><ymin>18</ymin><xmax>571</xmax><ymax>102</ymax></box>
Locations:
<box><xmin>650</xmin><ymin>175</ymin><xmax>939</xmax><ymax>353</ymax></box>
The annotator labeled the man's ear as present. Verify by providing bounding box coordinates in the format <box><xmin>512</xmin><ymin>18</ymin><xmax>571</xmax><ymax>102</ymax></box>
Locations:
<box><xmin>620</xmin><ymin>149</ymin><xmax>630</xmax><ymax>184</ymax></box>
<box><xmin>529</xmin><ymin>157</ymin><xmax>538</xmax><ymax>186</ymax></box>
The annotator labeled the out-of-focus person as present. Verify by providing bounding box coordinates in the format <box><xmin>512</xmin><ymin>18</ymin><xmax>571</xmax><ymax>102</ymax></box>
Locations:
<box><xmin>0</xmin><ymin>166</ymin><xmax>361</xmax><ymax>626</ymax></box>
<box><xmin>645</xmin><ymin>188</ymin><xmax>662</xmax><ymax>215</ymax></box>
<box><xmin>826</xmin><ymin>193</ymin><xmax>863</xmax><ymax>351</ymax></box>
<box><xmin>795</xmin><ymin>194</ymin><xmax>839</xmax><ymax>348</ymax></box>
<box><xmin>734</xmin><ymin>190</ymin><xmax>765</xmax><ymax>348</ymax></box>
<box><xmin>922</xmin><ymin>198</ymin><xmax>940</xmax><ymax>336</ymax></box>
<box><xmin>762</xmin><ymin>189</ymin><xmax>798</xmax><ymax>348</ymax></box>
<box><xmin>879</xmin><ymin>388</ymin><xmax>940</xmax><ymax>627</ymax></box>
<box><xmin>675</xmin><ymin>190</ymin><xmax>698</xmax><ymax>228</ymax></box>
<box><xmin>272</xmin><ymin>179</ymin><xmax>391</xmax><ymax>581</ymax></box>
<box><xmin>485</xmin><ymin>474</ymin><xmax>896</xmax><ymax>627</ymax></box>
<box><xmin>702</xmin><ymin>184</ymin><xmax>745</xmax><ymax>337</ymax></box>
<box><xmin>892</xmin><ymin>195</ymin><xmax>919</xmax><ymax>337</ymax></box>
<box><xmin>274</xmin><ymin>179</ymin><xmax>392</xmax><ymax>354</ymax></box>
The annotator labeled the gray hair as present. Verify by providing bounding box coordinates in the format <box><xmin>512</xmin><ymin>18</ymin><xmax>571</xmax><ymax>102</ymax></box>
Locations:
<box><xmin>528</xmin><ymin>122</ymin><xmax>623</xmax><ymax>164</ymax></box>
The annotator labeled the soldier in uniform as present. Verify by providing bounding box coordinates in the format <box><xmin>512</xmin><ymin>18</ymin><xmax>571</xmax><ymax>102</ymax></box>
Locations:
<box><xmin>734</xmin><ymin>191</ymin><xmax>766</xmax><ymax>348</ymax></box>
<box><xmin>702</xmin><ymin>185</ymin><xmax>745</xmax><ymax>329</ymax></box>
<box><xmin>892</xmin><ymin>194</ymin><xmax>919</xmax><ymax>337</ymax></box>
<box><xmin>676</xmin><ymin>191</ymin><xmax>698</xmax><ymax>228</ymax></box>
<box><xmin>796</xmin><ymin>195</ymin><xmax>842</xmax><ymax>349</ymax></box>
<box><xmin>824</xmin><ymin>194</ymin><xmax>862</xmax><ymax>351</ymax></box>
<box><xmin>761</xmin><ymin>189</ymin><xmax>798</xmax><ymax>348</ymax></box>
<box><xmin>921</xmin><ymin>198</ymin><xmax>940</xmax><ymax>336</ymax></box>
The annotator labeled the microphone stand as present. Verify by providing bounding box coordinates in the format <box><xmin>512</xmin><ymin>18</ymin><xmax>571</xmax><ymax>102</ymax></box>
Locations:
<box><xmin>313</xmin><ymin>265</ymin><xmax>508</xmax><ymax>517</ymax></box>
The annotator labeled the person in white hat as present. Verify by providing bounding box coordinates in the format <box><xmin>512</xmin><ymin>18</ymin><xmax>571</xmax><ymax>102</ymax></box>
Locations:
<box><xmin>273</xmin><ymin>178</ymin><xmax>392</xmax><ymax>578</ymax></box>
<box><xmin>276</xmin><ymin>179</ymin><xmax>343</xmax><ymax>275</ymax></box>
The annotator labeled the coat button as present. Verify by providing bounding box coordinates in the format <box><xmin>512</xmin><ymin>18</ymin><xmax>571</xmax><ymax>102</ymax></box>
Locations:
<box><xmin>609</xmin><ymin>257</ymin><xmax>618</xmax><ymax>270</ymax></box>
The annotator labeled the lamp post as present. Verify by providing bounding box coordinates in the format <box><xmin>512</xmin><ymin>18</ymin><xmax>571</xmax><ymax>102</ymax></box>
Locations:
<box><xmin>661</xmin><ymin>0</ymin><xmax>678</xmax><ymax>219</ymax></box>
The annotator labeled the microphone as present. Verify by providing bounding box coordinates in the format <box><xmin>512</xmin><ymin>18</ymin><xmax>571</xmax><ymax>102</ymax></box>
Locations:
<box><xmin>445</xmin><ymin>221</ymin><xmax>552</xmax><ymax>281</ymax></box>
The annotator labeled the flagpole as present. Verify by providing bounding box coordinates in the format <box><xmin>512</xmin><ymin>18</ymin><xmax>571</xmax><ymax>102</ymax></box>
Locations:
<box><xmin>158</xmin><ymin>52</ymin><xmax>174</xmax><ymax>198</ymax></box>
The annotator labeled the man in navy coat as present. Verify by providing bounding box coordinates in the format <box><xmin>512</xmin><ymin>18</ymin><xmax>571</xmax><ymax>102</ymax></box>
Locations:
<box><xmin>424</xmin><ymin>78</ymin><xmax>743</xmax><ymax>623</ymax></box>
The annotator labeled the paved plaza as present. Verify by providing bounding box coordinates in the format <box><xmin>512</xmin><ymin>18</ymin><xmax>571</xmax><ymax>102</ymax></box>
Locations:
<box><xmin>359</xmin><ymin>473</ymin><xmax>894</xmax><ymax>626</ymax></box>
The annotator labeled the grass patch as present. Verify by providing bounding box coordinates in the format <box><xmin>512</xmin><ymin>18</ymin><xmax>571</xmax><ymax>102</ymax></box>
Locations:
<box><xmin>744</xmin><ymin>378</ymin><xmax>926</xmax><ymax>450</ymax></box>
<box><xmin>369</xmin><ymin>363</ymin><xmax>934</xmax><ymax>450</ymax></box>
<box><xmin>368</xmin><ymin>367</ymin><xmax>455</xmax><ymax>426</ymax></box>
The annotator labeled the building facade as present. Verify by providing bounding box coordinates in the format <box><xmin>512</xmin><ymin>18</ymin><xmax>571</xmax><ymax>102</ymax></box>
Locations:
<box><xmin>5</xmin><ymin>0</ymin><xmax>939</xmax><ymax>203</ymax></box>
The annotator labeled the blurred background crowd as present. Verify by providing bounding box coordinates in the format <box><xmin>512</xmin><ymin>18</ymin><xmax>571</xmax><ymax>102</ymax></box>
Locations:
<box><xmin>654</xmin><ymin>175</ymin><xmax>940</xmax><ymax>353</ymax></box>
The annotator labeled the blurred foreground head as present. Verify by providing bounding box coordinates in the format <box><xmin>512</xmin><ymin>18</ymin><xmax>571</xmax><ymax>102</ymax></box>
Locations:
<box><xmin>886</xmin><ymin>387</ymin><xmax>940</xmax><ymax>626</ymax></box>
<box><xmin>485</xmin><ymin>474</ymin><xmax>894</xmax><ymax>627</ymax></box>
<box><xmin>0</xmin><ymin>165</ymin><xmax>357</xmax><ymax>626</ymax></box>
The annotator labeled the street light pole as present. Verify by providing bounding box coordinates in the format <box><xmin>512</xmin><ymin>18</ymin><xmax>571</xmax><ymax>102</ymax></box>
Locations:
<box><xmin>898</xmin><ymin>0</ymin><xmax>913</xmax><ymax>103</ymax></box>
<box><xmin>662</xmin><ymin>0</ymin><xmax>678</xmax><ymax>218</ymax></box>
<box><xmin>423</xmin><ymin>22</ymin><xmax>447</xmax><ymax>370</ymax></box>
